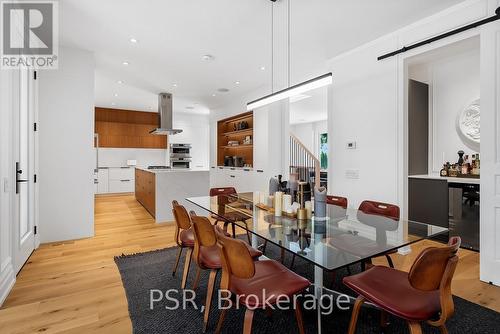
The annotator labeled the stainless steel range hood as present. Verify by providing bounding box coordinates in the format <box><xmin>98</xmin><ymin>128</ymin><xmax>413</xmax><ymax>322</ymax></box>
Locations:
<box><xmin>150</xmin><ymin>93</ymin><xmax>182</xmax><ymax>135</ymax></box>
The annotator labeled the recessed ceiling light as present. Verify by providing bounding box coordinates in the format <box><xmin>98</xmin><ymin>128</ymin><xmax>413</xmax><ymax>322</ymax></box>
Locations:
<box><xmin>129</xmin><ymin>38</ymin><xmax>138</xmax><ymax>43</ymax></box>
<box><xmin>260</xmin><ymin>66</ymin><xmax>265</xmax><ymax>70</ymax></box>
<box><xmin>117</xmin><ymin>80</ymin><xmax>124</xmax><ymax>84</ymax></box>
<box><xmin>111</xmin><ymin>102</ymin><xmax>116</xmax><ymax>106</ymax></box>
<box><xmin>113</xmin><ymin>93</ymin><xmax>118</xmax><ymax>97</ymax></box>
<box><xmin>185</xmin><ymin>106</ymin><xmax>194</xmax><ymax>110</ymax></box>
<box><xmin>202</xmin><ymin>54</ymin><xmax>214</xmax><ymax>61</ymax></box>
<box><xmin>217</xmin><ymin>88</ymin><xmax>230</xmax><ymax>93</ymax></box>
<box><xmin>235</xmin><ymin>81</ymin><xmax>240</xmax><ymax>85</ymax></box>
<box><xmin>172</xmin><ymin>83</ymin><xmax>178</xmax><ymax>87</ymax></box>
<box><xmin>212</xmin><ymin>94</ymin><xmax>216</xmax><ymax>97</ymax></box>
<box><xmin>122</xmin><ymin>61</ymin><xmax>129</xmax><ymax>66</ymax></box>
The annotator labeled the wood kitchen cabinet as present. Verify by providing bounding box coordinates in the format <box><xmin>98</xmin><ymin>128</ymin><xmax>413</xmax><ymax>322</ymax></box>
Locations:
<box><xmin>135</xmin><ymin>168</ymin><xmax>156</xmax><ymax>217</ymax></box>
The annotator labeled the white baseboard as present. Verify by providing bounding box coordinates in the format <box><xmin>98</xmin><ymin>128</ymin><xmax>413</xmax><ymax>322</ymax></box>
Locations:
<box><xmin>0</xmin><ymin>258</ymin><xmax>15</xmax><ymax>306</ymax></box>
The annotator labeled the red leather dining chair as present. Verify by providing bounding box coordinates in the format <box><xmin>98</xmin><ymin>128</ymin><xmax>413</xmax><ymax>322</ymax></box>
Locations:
<box><xmin>171</xmin><ymin>200</ymin><xmax>195</xmax><ymax>289</ymax></box>
<box><xmin>326</xmin><ymin>195</ymin><xmax>348</xmax><ymax>209</ymax></box>
<box><xmin>215</xmin><ymin>234</ymin><xmax>310</xmax><ymax>334</ymax></box>
<box><xmin>343</xmin><ymin>237</ymin><xmax>461</xmax><ymax>334</ymax></box>
<box><xmin>190</xmin><ymin>215</ymin><xmax>262</xmax><ymax>333</ymax></box>
<box><xmin>358</xmin><ymin>200</ymin><xmax>400</xmax><ymax>268</ymax></box>
<box><xmin>210</xmin><ymin>187</ymin><xmax>252</xmax><ymax>244</ymax></box>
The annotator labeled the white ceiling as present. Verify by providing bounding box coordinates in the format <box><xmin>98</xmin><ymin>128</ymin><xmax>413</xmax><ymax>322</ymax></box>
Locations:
<box><xmin>59</xmin><ymin>0</ymin><xmax>464</xmax><ymax>113</ymax></box>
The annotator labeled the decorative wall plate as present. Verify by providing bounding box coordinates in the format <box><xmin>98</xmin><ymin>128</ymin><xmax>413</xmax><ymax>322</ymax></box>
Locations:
<box><xmin>456</xmin><ymin>98</ymin><xmax>480</xmax><ymax>151</ymax></box>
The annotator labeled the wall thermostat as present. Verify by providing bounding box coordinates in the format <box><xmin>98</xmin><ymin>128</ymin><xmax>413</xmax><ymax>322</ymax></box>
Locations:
<box><xmin>347</xmin><ymin>141</ymin><xmax>357</xmax><ymax>149</ymax></box>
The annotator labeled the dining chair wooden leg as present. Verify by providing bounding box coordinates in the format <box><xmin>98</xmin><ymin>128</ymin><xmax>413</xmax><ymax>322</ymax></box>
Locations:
<box><xmin>203</xmin><ymin>269</ymin><xmax>217</xmax><ymax>333</ymax></box>
<box><xmin>347</xmin><ymin>296</ymin><xmax>365</xmax><ymax>334</ymax></box>
<box><xmin>215</xmin><ymin>298</ymin><xmax>229</xmax><ymax>334</ymax></box>
<box><xmin>408</xmin><ymin>321</ymin><xmax>423</xmax><ymax>334</ymax></box>
<box><xmin>243</xmin><ymin>221</ymin><xmax>252</xmax><ymax>244</ymax></box>
<box><xmin>294</xmin><ymin>302</ymin><xmax>305</xmax><ymax>334</ymax></box>
<box><xmin>202</xmin><ymin>270</ymin><xmax>218</xmax><ymax>333</ymax></box>
<box><xmin>261</xmin><ymin>240</ymin><xmax>268</xmax><ymax>254</ymax></box>
<box><xmin>192</xmin><ymin>265</ymin><xmax>202</xmax><ymax>291</ymax></box>
<box><xmin>385</xmin><ymin>254</ymin><xmax>395</xmax><ymax>268</ymax></box>
<box><xmin>380</xmin><ymin>310</ymin><xmax>389</xmax><ymax>329</ymax></box>
<box><xmin>280</xmin><ymin>248</ymin><xmax>285</xmax><ymax>264</ymax></box>
<box><xmin>181</xmin><ymin>248</ymin><xmax>193</xmax><ymax>289</ymax></box>
<box><xmin>231</xmin><ymin>222</ymin><xmax>236</xmax><ymax>238</ymax></box>
<box><xmin>172</xmin><ymin>247</ymin><xmax>183</xmax><ymax>276</ymax></box>
<box><xmin>243</xmin><ymin>309</ymin><xmax>255</xmax><ymax>334</ymax></box>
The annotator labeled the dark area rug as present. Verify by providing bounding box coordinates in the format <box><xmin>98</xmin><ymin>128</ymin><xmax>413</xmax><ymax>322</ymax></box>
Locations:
<box><xmin>115</xmin><ymin>241</ymin><xmax>500</xmax><ymax>334</ymax></box>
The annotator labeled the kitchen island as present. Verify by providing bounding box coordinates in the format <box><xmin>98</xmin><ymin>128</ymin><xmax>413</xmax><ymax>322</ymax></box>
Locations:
<box><xmin>135</xmin><ymin>167</ymin><xmax>209</xmax><ymax>223</ymax></box>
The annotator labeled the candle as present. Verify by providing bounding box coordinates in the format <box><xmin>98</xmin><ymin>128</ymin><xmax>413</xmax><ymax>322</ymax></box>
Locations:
<box><xmin>253</xmin><ymin>191</ymin><xmax>260</xmax><ymax>204</ymax></box>
<box><xmin>259</xmin><ymin>191</ymin><xmax>267</xmax><ymax>205</ymax></box>
<box><xmin>274</xmin><ymin>191</ymin><xmax>283</xmax><ymax>217</ymax></box>
<box><xmin>283</xmin><ymin>194</ymin><xmax>292</xmax><ymax>212</ymax></box>
<box><xmin>305</xmin><ymin>201</ymin><xmax>312</xmax><ymax>219</ymax></box>
<box><xmin>268</xmin><ymin>195</ymin><xmax>274</xmax><ymax>208</ymax></box>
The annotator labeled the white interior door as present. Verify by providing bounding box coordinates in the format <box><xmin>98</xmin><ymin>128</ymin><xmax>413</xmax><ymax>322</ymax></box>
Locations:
<box><xmin>480</xmin><ymin>19</ymin><xmax>500</xmax><ymax>286</ymax></box>
<box><xmin>12</xmin><ymin>67</ymin><xmax>36</xmax><ymax>274</ymax></box>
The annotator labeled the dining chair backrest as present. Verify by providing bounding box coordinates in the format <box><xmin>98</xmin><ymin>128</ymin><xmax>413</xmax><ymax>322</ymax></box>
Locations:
<box><xmin>191</xmin><ymin>215</ymin><xmax>217</xmax><ymax>248</ymax></box>
<box><xmin>408</xmin><ymin>236</ymin><xmax>461</xmax><ymax>291</ymax></box>
<box><xmin>358</xmin><ymin>200</ymin><xmax>400</xmax><ymax>221</ymax></box>
<box><xmin>326</xmin><ymin>195</ymin><xmax>348</xmax><ymax>209</ymax></box>
<box><xmin>217</xmin><ymin>234</ymin><xmax>255</xmax><ymax>280</ymax></box>
<box><xmin>172</xmin><ymin>200</ymin><xmax>192</xmax><ymax>230</ymax></box>
<box><xmin>210</xmin><ymin>187</ymin><xmax>237</xmax><ymax>197</ymax></box>
<box><xmin>408</xmin><ymin>237</ymin><xmax>461</xmax><ymax>326</ymax></box>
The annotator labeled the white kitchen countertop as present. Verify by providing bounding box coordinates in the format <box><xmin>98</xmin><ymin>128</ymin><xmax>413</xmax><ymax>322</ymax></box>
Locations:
<box><xmin>135</xmin><ymin>166</ymin><xmax>209</xmax><ymax>173</ymax></box>
<box><xmin>408</xmin><ymin>174</ymin><xmax>480</xmax><ymax>185</ymax></box>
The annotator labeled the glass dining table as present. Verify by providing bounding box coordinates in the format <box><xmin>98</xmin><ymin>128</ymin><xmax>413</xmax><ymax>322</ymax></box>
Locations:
<box><xmin>186</xmin><ymin>192</ymin><xmax>448</xmax><ymax>333</ymax></box>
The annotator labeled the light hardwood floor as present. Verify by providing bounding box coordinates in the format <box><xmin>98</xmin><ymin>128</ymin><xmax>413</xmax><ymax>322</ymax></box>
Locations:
<box><xmin>0</xmin><ymin>195</ymin><xmax>498</xmax><ymax>333</ymax></box>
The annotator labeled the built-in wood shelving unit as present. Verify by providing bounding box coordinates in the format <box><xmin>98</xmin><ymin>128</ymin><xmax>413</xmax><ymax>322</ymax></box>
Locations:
<box><xmin>217</xmin><ymin>111</ymin><xmax>254</xmax><ymax>167</ymax></box>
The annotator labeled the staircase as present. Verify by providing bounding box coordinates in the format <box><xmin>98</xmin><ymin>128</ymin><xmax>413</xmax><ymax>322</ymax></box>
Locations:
<box><xmin>289</xmin><ymin>133</ymin><xmax>320</xmax><ymax>188</ymax></box>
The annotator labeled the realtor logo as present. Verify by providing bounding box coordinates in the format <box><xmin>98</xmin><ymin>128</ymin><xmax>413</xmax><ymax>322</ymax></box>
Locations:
<box><xmin>1</xmin><ymin>0</ymin><xmax>58</xmax><ymax>69</ymax></box>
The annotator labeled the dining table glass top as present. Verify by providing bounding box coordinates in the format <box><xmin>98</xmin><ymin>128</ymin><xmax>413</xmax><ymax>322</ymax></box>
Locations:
<box><xmin>186</xmin><ymin>192</ymin><xmax>448</xmax><ymax>271</ymax></box>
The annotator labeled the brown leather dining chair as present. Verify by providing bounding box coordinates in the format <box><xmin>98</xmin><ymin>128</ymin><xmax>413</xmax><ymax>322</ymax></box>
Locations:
<box><xmin>209</xmin><ymin>187</ymin><xmax>252</xmax><ymax>243</ymax></box>
<box><xmin>343</xmin><ymin>237</ymin><xmax>461</xmax><ymax>334</ymax></box>
<box><xmin>326</xmin><ymin>195</ymin><xmax>348</xmax><ymax>208</ymax></box>
<box><xmin>171</xmin><ymin>200</ymin><xmax>196</xmax><ymax>289</ymax></box>
<box><xmin>190</xmin><ymin>215</ymin><xmax>262</xmax><ymax>333</ymax></box>
<box><xmin>358</xmin><ymin>200</ymin><xmax>400</xmax><ymax>268</ymax></box>
<box><xmin>215</xmin><ymin>234</ymin><xmax>310</xmax><ymax>334</ymax></box>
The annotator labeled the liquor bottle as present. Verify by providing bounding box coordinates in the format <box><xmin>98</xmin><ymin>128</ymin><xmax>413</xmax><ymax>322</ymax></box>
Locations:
<box><xmin>461</xmin><ymin>163</ymin><xmax>468</xmax><ymax>175</ymax></box>
<box><xmin>440</xmin><ymin>164</ymin><xmax>448</xmax><ymax>177</ymax></box>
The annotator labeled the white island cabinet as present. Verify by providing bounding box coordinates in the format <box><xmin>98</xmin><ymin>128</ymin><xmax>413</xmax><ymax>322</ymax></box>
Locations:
<box><xmin>135</xmin><ymin>167</ymin><xmax>210</xmax><ymax>223</ymax></box>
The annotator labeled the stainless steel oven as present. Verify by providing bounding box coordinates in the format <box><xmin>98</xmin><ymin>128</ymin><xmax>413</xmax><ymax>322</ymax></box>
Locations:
<box><xmin>170</xmin><ymin>144</ymin><xmax>191</xmax><ymax>168</ymax></box>
<box><xmin>170</xmin><ymin>158</ymin><xmax>191</xmax><ymax>169</ymax></box>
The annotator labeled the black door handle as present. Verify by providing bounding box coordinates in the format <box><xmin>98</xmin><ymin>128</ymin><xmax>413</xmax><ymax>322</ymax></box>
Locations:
<box><xmin>15</xmin><ymin>162</ymin><xmax>29</xmax><ymax>194</ymax></box>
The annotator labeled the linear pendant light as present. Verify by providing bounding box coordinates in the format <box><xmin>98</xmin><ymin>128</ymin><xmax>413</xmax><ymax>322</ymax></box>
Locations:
<box><xmin>247</xmin><ymin>72</ymin><xmax>332</xmax><ymax>110</ymax></box>
<box><xmin>247</xmin><ymin>0</ymin><xmax>332</xmax><ymax>111</ymax></box>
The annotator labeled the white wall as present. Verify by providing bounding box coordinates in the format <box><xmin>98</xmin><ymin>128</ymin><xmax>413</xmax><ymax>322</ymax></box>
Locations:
<box><xmin>409</xmin><ymin>48</ymin><xmax>480</xmax><ymax>173</ymax></box>
<box><xmin>98</xmin><ymin>148</ymin><xmax>167</xmax><ymax>168</ymax></box>
<box><xmin>290</xmin><ymin>120</ymin><xmax>328</xmax><ymax>159</ymax></box>
<box><xmin>171</xmin><ymin>113</ymin><xmax>210</xmax><ymax>169</ymax></box>
<box><xmin>38</xmin><ymin>46</ymin><xmax>95</xmax><ymax>243</ymax></box>
<box><xmin>0</xmin><ymin>69</ymin><xmax>15</xmax><ymax>306</ymax></box>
